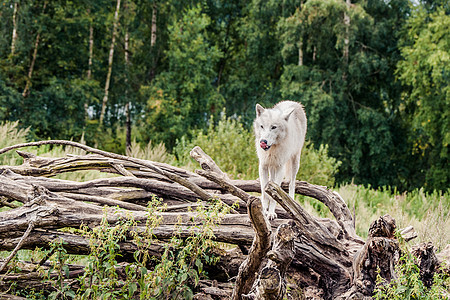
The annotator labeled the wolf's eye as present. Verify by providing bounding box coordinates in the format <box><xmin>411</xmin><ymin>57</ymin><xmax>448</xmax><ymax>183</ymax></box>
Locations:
<box><xmin>260</xmin><ymin>125</ymin><xmax>264</xmax><ymax>129</ymax></box>
<box><xmin>271</xmin><ymin>125</ymin><xmax>277</xmax><ymax>130</ymax></box>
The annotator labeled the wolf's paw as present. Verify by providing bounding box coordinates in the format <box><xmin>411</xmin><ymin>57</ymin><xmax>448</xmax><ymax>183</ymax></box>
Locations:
<box><xmin>267</xmin><ymin>211</ymin><xmax>277</xmax><ymax>220</ymax></box>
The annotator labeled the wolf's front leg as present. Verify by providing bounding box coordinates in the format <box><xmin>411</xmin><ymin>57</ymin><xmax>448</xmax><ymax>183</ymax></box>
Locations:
<box><xmin>267</xmin><ymin>166</ymin><xmax>285</xmax><ymax>220</ymax></box>
<box><xmin>259</xmin><ymin>164</ymin><xmax>270</xmax><ymax>216</ymax></box>
<box><xmin>288</xmin><ymin>154</ymin><xmax>301</xmax><ymax>199</ymax></box>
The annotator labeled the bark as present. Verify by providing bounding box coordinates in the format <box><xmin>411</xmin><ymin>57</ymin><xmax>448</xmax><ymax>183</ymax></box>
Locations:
<box><xmin>87</xmin><ymin>15</ymin><xmax>94</xmax><ymax>81</ymax></box>
<box><xmin>99</xmin><ymin>0</ymin><xmax>121</xmax><ymax>125</ymax></box>
<box><xmin>298</xmin><ymin>40</ymin><xmax>303</xmax><ymax>66</ymax></box>
<box><xmin>411</xmin><ymin>242</ymin><xmax>440</xmax><ymax>288</ymax></box>
<box><xmin>338</xmin><ymin>214</ymin><xmax>400</xmax><ymax>299</ymax></box>
<box><xmin>22</xmin><ymin>1</ymin><xmax>48</xmax><ymax>97</ymax></box>
<box><xmin>124</xmin><ymin>0</ymin><xmax>131</xmax><ymax>150</ymax></box>
<box><xmin>85</xmin><ymin>9</ymin><xmax>94</xmax><ymax>119</ymax></box>
<box><xmin>151</xmin><ymin>1</ymin><xmax>157</xmax><ymax>47</ymax></box>
<box><xmin>231</xmin><ymin>195</ymin><xmax>272</xmax><ymax>299</ymax></box>
<box><xmin>243</xmin><ymin>223</ymin><xmax>295</xmax><ymax>300</ymax></box>
<box><xmin>343</xmin><ymin>0</ymin><xmax>351</xmax><ymax>64</ymax></box>
<box><xmin>10</xmin><ymin>1</ymin><xmax>19</xmax><ymax>56</ymax></box>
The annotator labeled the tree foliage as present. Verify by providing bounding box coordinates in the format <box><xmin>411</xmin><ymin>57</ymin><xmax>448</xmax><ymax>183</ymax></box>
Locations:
<box><xmin>396</xmin><ymin>4</ymin><xmax>449</xmax><ymax>191</ymax></box>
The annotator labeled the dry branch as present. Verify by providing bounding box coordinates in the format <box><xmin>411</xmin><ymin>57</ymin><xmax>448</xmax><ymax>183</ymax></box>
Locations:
<box><xmin>0</xmin><ymin>141</ymin><xmax>448</xmax><ymax>299</ymax></box>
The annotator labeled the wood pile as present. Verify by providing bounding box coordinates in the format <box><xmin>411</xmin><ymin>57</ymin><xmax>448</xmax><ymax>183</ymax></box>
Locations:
<box><xmin>0</xmin><ymin>140</ymin><xmax>447</xmax><ymax>299</ymax></box>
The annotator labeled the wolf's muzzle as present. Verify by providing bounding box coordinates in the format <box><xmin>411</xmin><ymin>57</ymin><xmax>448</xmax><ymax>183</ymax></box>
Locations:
<box><xmin>260</xmin><ymin>140</ymin><xmax>271</xmax><ymax>151</ymax></box>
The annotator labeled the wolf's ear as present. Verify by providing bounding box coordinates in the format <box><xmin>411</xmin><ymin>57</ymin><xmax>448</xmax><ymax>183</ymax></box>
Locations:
<box><xmin>283</xmin><ymin>109</ymin><xmax>295</xmax><ymax>121</ymax></box>
<box><xmin>256</xmin><ymin>104</ymin><xmax>265</xmax><ymax>117</ymax></box>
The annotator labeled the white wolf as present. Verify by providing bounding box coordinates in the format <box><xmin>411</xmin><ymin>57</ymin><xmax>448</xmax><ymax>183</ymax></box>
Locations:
<box><xmin>254</xmin><ymin>100</ymin><xmax>307</xmax><ymax>220</ymax></box>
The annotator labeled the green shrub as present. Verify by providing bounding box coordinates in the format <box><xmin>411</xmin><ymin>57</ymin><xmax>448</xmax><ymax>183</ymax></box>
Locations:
<box><xmin>71</xmin><ymin>196</ymin><xmax>230</xmax><ymax>299</ymax></box>
<box><xmin>174</xmin><ymin>114</ymin><xmax>258</xmax><ymax>180</ymax></box>
<box><xmin>138</xmin><ymin>198</ymin><xmax>231</xmax><ymax>299</ymax></box>
<box><xmin>78</xmin><ymin>208</ymin><xmax>134</xmax><ymax>299</ymax></box>
<box><xmin>173</xmin><ymin>113</ymin><xmax>341</xmax><ymax>186</ymax></box>
<box><xmin>373</xmin><ymin>239</ymin><xmax>450</xmax><ymax>300</ymax></box>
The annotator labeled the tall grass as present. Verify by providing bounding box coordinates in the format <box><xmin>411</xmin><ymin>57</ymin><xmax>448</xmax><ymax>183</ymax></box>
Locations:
<box><xmin>300</xmin><ymin>184</ymin><xmax>449</xmax><ymax>251</ymax></box>
<box><xmin>126</xmin><ymin>139</ymin><xmax>175</xmax><ymax>164</ymax></box>
<box><xmin>0</xmin><ymin>121</ymin><xmax>29</xmax><ymax>166</ymax></box>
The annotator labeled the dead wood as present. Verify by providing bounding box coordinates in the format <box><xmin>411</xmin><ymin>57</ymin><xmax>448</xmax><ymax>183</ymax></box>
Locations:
<box><xmin>411</xmin><ymin>242</ymin><xmax>440</xmax><ymax>288</ymax></box>
<box><xmin>0</xmin><ymin>140</ymin><xmax>212</xmax><ymax>201</ymax></box>
<box><xmin>231</xmin><ymin>194</ymin><xmax>272</xmax><ymax>300</ymax></box>
<box><xmin>339</xmin><ymin>214</ymin><xmax>400</xmax><ymax>299</ymax></box>
<box><xmin>190</xmin><ymin>150</ymin><xmax>273</xmax><ymax>299</ymax></box>
<box><xmin>0</xmin><ymin>141</ymin><xmax>448</xmax><ymax>299</ymax></box>
<box><xmin>243</xmin><ymin>223</ymin><xmax>296</xmax><ymax>300</ymax></box>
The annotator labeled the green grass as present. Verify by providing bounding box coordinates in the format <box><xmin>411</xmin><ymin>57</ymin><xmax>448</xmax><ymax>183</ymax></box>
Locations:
<box><xmin>298</xmin><ymin>184</ymin><xmax>449</xmax><ymax>251</ymax></box>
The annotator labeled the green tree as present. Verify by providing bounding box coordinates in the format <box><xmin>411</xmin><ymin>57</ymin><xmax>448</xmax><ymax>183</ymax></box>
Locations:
<box><xmin>278</xmin><ymin>0</ymin><xmax>411</xmax><ymax>188</ymax></box>
<box><xmin>397</xmin><ymin>4</ymin><xmax>449</xmax><ymax>190</ymax></box>
<box><xmin>139</xmin><ymin>4</ymin><xmax>224</xmax><ymax>148</ymax></box>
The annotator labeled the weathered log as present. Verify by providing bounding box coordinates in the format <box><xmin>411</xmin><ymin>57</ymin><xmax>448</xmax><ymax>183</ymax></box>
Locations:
<box><xmin>265</xmin><ymin>182</ymin><xmax>358</xmax><ymax>299</ymax></box>
<box><xmin>0</xmin><ymin>140</ymin><xmax>213</xmax><ymax>201</ymax></box>
<box><xmin>231</xmin><ymin>195</ymin><xmax>272</xmax><ymax>300</ymax></box>
<box><xmin>339</xmin><ymin>214</ymin><xmax>400</xmax><ymax>299</ymax></box>
<box><xmin>411</xmin><ymin>242</ymin><xmax>440</xmax><ymax>288</ymax></box>
<box><xmin>0</xmin><ymin>173</ymin><xmax>294</xmax><ymax>248</ymax></box>
<box><xmin>243</xmin><ymin>223</ymin><xmax>296</xmax><ymax>300</ymax></box>
<box><xmin>265</xmin><ymin>182</ymin><xmax>346</xmax><ymax>251</ymax></box>
<box><xmin>190</xmin><ymin>146</ymin><xmax>231</xmax><ymax>181</ymax></box>
<box><xmin>1</xmin><ymin>142</ymin><xmax>448</xmax><ymax>299</ymax></box>
<box><xmin>190</xmin><ymin>152</ymin><xmax>273</xmax><ymax>299</ymax></box>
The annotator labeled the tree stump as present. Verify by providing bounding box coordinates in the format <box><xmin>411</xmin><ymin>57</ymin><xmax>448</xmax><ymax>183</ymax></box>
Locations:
<box><xmin>339</xmin><ymin>214</ymin><xmax>400</xmax><ymax>299</ymax></box>
<box><xmin>242</xmin><ymin>223</ymin><xmax>296</xmax><ymax>300</ymax></box>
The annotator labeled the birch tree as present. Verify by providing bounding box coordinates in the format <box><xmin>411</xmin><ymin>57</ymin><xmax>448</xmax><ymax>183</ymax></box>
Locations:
<box><xmin>151</xmin><ymin>0</ymin><xmax>157</xmax><ymax>47</ymax></box>
<box><xmin>10</xmin><ymin>1</ymin><xmax>18</xmax><ymax>56</ymax></box>
<box><xmin>22</xmin><ymin>0</ymin><xmax>48</xmax><ymax>97</ymax></box>
<box><xmin>99</xmin><ymin>0</ymin><xmax>121</xmax><ymax>126</ymax></box>
<box><xmin>85</xmin><ymin>9</ymin><xmax>94</xmax><ymax>120</ymax></box>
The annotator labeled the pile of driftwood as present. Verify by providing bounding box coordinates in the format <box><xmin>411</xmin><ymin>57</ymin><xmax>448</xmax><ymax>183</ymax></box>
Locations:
<box><xmin>0</xmin><ymin>140</ymin><xmax>448</xmax><ymax>299</ymax></box>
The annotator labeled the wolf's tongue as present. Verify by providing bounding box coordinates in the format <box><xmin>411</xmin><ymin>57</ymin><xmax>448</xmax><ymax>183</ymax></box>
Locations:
<box><xmin>260</xmin><ymin>141</ymin><xmax>268</xmax><ymax>150</ymax></box>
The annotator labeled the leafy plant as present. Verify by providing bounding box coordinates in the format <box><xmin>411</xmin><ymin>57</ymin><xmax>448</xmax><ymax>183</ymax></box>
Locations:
<box><xmin>78</xmin><ymin>208</ymin><xmax>135</xmax><ymax>299</ymax></box>
<box><xmin>139</xmin><ymin>198</ymin><xmax>232</xmax><ymax>299</ymax></box>
<box><xmin>373</xmin><ymin>239</ymin><xmax>450</xmax><ymax>299</ymax></box>
<box><xmin>44</xmin><ymin>239</ymin><xmax>76</xmax><ymax>299</ymax></box>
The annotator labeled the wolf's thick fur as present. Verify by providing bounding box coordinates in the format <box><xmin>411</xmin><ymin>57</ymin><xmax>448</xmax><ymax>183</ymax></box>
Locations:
<box><xmin>254</xmin><ymin>101</ymin><xmax>307</xmax><ymax>220</ymax></box>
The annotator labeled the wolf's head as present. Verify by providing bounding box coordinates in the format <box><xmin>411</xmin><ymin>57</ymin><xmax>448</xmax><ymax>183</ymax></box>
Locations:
<box><xmin>254</xmin><ymin>104</ymin><xmax>294</xmax><ymax>151</ymax></box>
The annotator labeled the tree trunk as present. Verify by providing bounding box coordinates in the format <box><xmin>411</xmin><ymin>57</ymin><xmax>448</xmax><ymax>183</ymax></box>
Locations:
<box><xmin>99</xmin><ymin>0</ymin><xmax>121</xmax><ymax>126</ymax></box>
<box><xmin>243</xmin><ymin>223</ymin><xmax>295</xmax><ymax>300</ymax></box>
<box><xmin>85</xmin><ymin>9</ymin><xmax>94</xmax><ymax>119</ymax></box>
<box><xmin>124</xmin><ymin>6</ymin><xmax>131</xmax><ymax>150</ymax></box>
<box><xmin>298</xmin><ymin>40</ymin><xmax>303</xmax><ymax>66</ymax></box>
<box><xmin>343</xmin><ymin>0</ymin><xmax>351</xmax><ymax>81</ymax></box>
<box><xmin>151</xmin><ymin>1</ymin><xmax>157</xmax><ymax>47</ymax></box>
<box><xmin>10</xmin><ymin>1</ymin><xmax>19</xmax><ymax>56</ymax></box>
<box><xmin>22</xmin><ymin>1</ymin><xmax>48</xmax><ymax>98</ymax></box>
<box><xmin>148</xmin><ymin>0</ymin><xmax>158</xmax><ymax>81</ymax></box>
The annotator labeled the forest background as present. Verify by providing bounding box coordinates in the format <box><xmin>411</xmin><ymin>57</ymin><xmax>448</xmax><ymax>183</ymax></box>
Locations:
<box><xmin>0</xmin><ymin>0</ymin><xmax>448</xmax><ymax>193</ymax></box>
